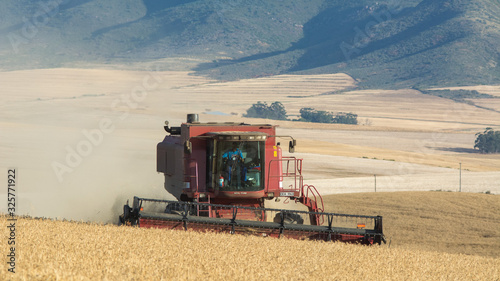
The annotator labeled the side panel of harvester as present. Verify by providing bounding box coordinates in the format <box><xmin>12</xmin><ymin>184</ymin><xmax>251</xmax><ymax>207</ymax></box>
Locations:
<box><xmin>157</xmin><ymin>136</ymin><xmax>185</xmax><ymax>200</ymax></box>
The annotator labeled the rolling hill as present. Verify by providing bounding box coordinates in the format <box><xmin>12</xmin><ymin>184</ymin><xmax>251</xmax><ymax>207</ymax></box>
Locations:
<box><xmin>0</xmin><ymin>0</ymin><xmax>499</xmax><ymax>88</ymax></box>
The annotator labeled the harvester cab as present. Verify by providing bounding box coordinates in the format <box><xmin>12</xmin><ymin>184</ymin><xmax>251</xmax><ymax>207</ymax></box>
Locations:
<box><xmin>120</xmin><ymin>114</ymin><xmax>385</xmax><ymax>245</ymax></box>
<box><xmin>156</xmin><ymin>114</ymin><xmax>303</xmax><ymax>206</ymax></box>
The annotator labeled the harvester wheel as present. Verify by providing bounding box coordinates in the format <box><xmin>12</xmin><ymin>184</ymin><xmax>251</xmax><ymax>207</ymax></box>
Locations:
<box><xmin>119</xmin><ymin>204</ymin><xmax>137</xmax><ymax>226</ymax></box>
<box><xmin>165</xmin><ymin>202</ymin><xmax>195</xmax><ymax>216</ymax></box>
<box><xmin>118</xmin><ymin>214</ymin><xmax>125</xmax><ymax>226</ymax></box>
<box><xmin>274</xmin><ymin>212</ymin><xmax>304</xmax><ymax>224</ymax></box>
<box><xmin>165</xmin><ymin>202</ymin><xmax>182</xmax><ymax>214</ymax></box>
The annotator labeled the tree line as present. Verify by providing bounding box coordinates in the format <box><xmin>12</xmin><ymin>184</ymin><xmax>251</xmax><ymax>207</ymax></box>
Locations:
<box><xmin>244</xmin><ymin>102</ymin><xmax>499</xmax><ymax>154</ymax></box>
<box><xmin>244</xmin><ymin>101</ymin><xmax>358</xmax><ymax>125</ymax></box>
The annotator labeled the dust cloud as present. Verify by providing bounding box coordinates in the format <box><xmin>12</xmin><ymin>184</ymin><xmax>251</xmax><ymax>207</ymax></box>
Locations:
<box><xmin>0</xmin><ymin>118</ymin><xmax>175</xmax><ymax>223</ymax></box>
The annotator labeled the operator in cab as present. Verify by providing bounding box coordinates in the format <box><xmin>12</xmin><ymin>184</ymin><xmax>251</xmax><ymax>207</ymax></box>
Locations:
<box><xmin>222</xmin><ymin>142</ymin><xmax>245</xmax><ymax>189</ymax></box>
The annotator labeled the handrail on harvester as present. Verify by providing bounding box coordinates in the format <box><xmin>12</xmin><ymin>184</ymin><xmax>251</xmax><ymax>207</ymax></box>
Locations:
<box><xmin>302</xmin><ymin>184</ymin><xmax>324</xmax><ymax>212</ymax></box>
<box><xmin>301</xmin><ymin>184</ymin><xmax>325</xmax><ymax>225</ymax></box>
<box><xmin>267</xmin><ymin>157</ymin><xmax>303</xmax><ymax>192</ymax></box>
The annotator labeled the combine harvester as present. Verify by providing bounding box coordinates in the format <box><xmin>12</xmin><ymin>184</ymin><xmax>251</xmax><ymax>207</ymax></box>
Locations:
<box><xmin>120</xmin><ymin>114</ymin><xmax>384</xmax><ymax>244</ymax></box>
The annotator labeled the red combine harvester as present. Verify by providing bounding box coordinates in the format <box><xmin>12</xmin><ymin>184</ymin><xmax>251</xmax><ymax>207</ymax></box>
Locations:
<box><xmin>120</xmin><ymin>114</ymin><xmax>384</xmax><ymax>244</ymax></box>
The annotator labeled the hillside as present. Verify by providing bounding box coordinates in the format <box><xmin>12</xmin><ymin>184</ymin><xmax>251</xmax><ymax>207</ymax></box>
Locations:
<box><xmin>0</xmin><ymin>0</ymin><xmax>499</xmax><ymax>88</ymax></box>
<box><xmin>0</xmin><ymin>0</ymin><xmax>322</xmax><ymax>68</ymax></box>
<box><xmin>1</xmin><ymin>192</ymin><xmax>499</xmax><ymax>280</ymax></box>
<box><xmin>199</xmin><ymin>0</ymin><xmax>500</xmax><ymax>88</ymax></box>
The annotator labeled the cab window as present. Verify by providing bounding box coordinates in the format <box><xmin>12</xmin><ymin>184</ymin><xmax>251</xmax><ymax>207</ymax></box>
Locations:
<box><xmin>216</xmin><ymin>141</ymin><xmax>265</xmax><ymax>191</ymax></box>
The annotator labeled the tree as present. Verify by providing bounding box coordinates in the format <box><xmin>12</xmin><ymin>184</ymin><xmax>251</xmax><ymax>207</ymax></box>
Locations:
<box><xmin>244</xmin><ymin>101</ymin><xmax>268</xmax><ymax>118</ymax></box>
<box><xmin>333</xmin><ymin>112</ymin><xmax>358</xmax><ymax>125</ymax></box>
<box><xmin>268</xmin><ymin>101</ymin><xmax>288</xmax><ymax>120</ymax></box>
<box><xmin>299</xmin><ymin>108</ymin><xmax>334</xmax><ymax>123</ymax></box>
<box><xmin>474</xmin><ymin>128</ymin><xmax>500</xmax><ymax>153</ymax></box>
<box><xmin>299</xmin><ymin>108</ymin><xmax>358</xmax><ymax>124</ymax></box>
<box><xmin>244</xmin><ymin>101</ymin><xmax>287</xmax><ymax>120</ymax></box>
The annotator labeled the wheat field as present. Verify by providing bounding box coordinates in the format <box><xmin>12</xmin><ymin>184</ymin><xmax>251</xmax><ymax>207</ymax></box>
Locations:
<box><xmin>324</xmin><ymin>191</ymin><xmax>500</xmax><ymax>258</ymax></box>
<box><xmin>1</xmin><ymin>192</ymin><xmax>499</xmax><ymax>280</ymax></box>
<box><xmin>1</xmin><ymin>215</ymin><xmax>499</xmax><ymax>281</ymax></box>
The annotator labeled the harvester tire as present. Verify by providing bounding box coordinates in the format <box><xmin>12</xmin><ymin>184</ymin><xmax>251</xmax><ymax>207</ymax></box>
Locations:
<box><xmin>118</xmin><ymin>214</ymin><xmax>125</xmax><ymax>226</ymax></box>
<box><xmin>165</xmin><ymin>202</ymin><xmax>195</xmax><ymax>216</ymax></box>
<box><xmin>274</xmin><ymin>212</ymin><xmax>304</xmax><ymax>225</ymax></box>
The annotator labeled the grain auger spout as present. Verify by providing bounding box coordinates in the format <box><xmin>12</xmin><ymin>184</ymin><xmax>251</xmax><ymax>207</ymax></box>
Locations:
<box><xmin>120</xmin><ymin>114</ymin><xmax>385</xmax><ymax>244</ymax></box>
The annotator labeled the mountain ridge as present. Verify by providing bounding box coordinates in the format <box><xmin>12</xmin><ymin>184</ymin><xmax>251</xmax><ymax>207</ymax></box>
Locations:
<box><xmin>0</xmin><ymin>0</ymin><xmax>498</xmax><ymax>88</ymax></box>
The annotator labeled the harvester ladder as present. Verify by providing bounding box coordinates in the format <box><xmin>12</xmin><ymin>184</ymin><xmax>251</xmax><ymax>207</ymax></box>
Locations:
<box><xmin>196</xmin><ymin>194</ymin><xmax>211</xmax><ymax>217</ymax></box>
<box><xmin>299</xmin><ymin>185</ymin><xmax>325</xmax><ymax>225</ymax></box>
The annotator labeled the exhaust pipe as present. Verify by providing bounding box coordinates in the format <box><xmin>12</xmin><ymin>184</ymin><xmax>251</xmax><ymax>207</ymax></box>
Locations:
<box><xmin>187</xmin><ymin>114</ymin><xmax>199</xmax><ymax>123</ymax></box>
<box><xmin>164</xmin><ymin>114</ymin><xmax>199</xmax><ymax>135</ymax></box>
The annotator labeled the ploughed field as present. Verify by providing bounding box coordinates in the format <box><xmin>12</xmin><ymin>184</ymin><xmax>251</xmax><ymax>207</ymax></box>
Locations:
<box><xmin>1</xmin><ymin>191</ymin><xmax>499</xmax><ymax>280</ymax></box>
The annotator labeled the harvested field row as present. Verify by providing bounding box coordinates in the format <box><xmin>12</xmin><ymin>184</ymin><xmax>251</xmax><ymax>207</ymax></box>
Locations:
<box><xmin>297</xmin><ymin>139</ymin><xmax>500</xmax><ymax>172</ymax></box>
<box><xmin>323</xmin><ymin>192</ymin><xmax>500</xmax><ymax>258</ymax></box>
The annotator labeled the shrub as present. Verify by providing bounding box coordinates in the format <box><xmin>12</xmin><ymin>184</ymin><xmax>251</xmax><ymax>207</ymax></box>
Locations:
<box><xmin>419</xmin><ymin>89</ymin><xmax>494</xmax><ymax>101</ymax></box>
